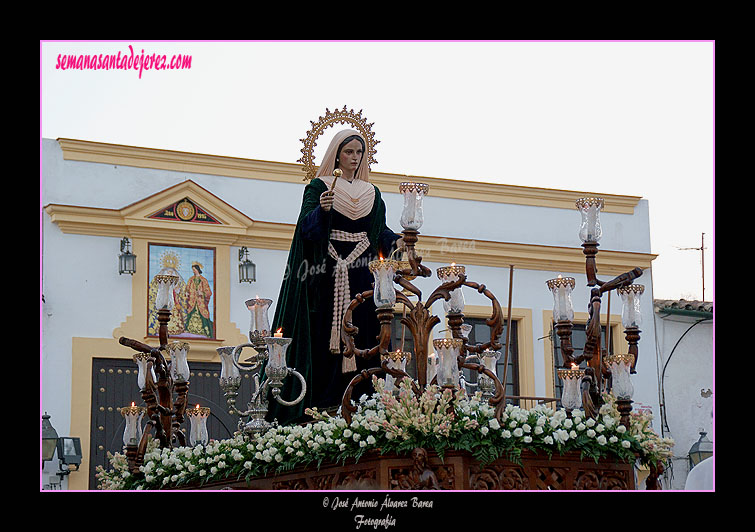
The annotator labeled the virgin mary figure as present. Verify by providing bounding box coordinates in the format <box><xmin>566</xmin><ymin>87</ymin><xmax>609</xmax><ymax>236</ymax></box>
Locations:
<box><xmin>266</xmin><ymin>129</ymin><xmax>401</xmax><ymax>425</ymax></box>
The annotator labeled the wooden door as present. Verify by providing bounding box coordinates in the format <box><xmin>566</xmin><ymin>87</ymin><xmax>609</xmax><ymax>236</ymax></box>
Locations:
<box><xmin>89</xmin><ymin>357</ymin><xmax>253</xmax><ymax>489</ymax></box>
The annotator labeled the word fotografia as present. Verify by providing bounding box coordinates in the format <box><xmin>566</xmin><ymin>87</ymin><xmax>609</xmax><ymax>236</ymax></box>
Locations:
<box><xmin>354</xmin><ymin>514</ymin><xmax>397</xmax><ymax>530</ymax></box>
<box><xmin>55</xmin><ymin>45</ymin><xmax>192</xmax><ymax>79</ymax></box>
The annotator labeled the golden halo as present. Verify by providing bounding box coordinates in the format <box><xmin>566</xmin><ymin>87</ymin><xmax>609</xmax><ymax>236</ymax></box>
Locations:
<box><xmin>298</xmin><ymin>106</ymin><xmax>379</xmax><ymax>181</ymax></box>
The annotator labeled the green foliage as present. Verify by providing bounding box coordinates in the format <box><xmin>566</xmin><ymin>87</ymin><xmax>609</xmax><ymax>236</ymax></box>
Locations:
<box><xmin>95</xmin><ymin>381</ymin><xmax>673</xmax><ymax>490</ymax></box>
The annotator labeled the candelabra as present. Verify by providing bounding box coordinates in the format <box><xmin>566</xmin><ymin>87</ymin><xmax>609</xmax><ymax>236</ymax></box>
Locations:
<box><xmin>217</xmin><ymin>298</ymin><xmax>307</xmax><ymax>436</ymax></box>
<box><xmin>339</xmin><ymin>182</ymin><xmax>509</xmax><ymax>424</ymax></box>
<box><xmin>117</xmin><ymin>271</ymin><xmax>200</xmax><ymax>474</ymax></box>
<box><xmin>549</xmin><ymin>197</ymin><xmax>645</xmax><ymax>425</ymax></box>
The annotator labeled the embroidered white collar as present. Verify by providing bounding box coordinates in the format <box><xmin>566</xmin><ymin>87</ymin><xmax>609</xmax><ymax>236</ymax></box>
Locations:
<box><xmin>321</xmin><ymin>176</ymin><xmax>375</xmax><ymax>220</ymax></box>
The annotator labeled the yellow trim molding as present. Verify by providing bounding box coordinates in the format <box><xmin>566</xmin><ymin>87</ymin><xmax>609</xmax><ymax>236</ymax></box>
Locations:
<box><xmin>57</xmin><ymin>138</ymin><xmax>642</xmax><ymax>214</ymax></box>
<box><xmin>44</xmin><ymin>181</ymin><xmax>655</xmax><ymax>277</ymax></box>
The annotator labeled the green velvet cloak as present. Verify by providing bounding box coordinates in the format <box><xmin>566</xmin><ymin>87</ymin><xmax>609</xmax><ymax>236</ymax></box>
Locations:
<box><xmin>264</xmin><ymin>177</ymin><xmax>393</xmax><ymax>426</ymax></box>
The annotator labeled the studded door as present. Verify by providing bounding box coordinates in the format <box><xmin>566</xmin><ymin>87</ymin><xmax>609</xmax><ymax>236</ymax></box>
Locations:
<box><xmin>89</xmin><ymin>357</ymin><xmax>253</xmax><ymax>489</ymax></box>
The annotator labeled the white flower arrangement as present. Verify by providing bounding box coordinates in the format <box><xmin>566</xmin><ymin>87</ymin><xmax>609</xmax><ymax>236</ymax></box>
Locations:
<box><xmin>95</xmin><ymin>379</ymin><xmax>673</xmax><ymax>490</ymax></box>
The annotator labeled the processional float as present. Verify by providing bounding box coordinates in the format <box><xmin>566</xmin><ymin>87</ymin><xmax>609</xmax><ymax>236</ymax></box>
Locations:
<box><xmin>114</xmin><ymin>107</ymin><xmax>647</xmax><ymax>477</ymax></box>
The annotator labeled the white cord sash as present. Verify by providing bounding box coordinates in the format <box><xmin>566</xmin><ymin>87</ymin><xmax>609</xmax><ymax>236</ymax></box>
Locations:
<box><xmin>327</xmin><ymin>230</ymin><xmax>371</xmax><ymax>372</ymax></box>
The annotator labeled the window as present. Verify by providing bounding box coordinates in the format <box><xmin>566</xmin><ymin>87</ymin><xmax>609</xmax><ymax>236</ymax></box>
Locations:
<box><xmin>390</xmin><ymin>314</ymin><xmax>519</xmax><ymax>398</ymax></box>
<box><xmin>462</xmin><ymin>317</ymin><xmax>519</xmax><ymax>398</ymax></box>
<box><xmin>551</xmin><ymin>322</ymin><xmax>609</xmax><ymax>400</ymax></box>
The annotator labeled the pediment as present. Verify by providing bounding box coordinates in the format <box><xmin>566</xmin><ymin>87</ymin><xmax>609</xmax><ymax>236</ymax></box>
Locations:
<box><xmin>45</xmin><ymin>180</ymin><xmax>262</xmax><ymax>246</ymax></box>
<box><xmin>121</xmin><ymin>180</ymin><xmax>251</xmax><ymax>230</ymax></box>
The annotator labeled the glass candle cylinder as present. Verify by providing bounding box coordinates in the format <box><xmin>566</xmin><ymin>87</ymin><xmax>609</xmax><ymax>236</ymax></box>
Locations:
<box><xmin>546</xmin><ymin>276</ymin><xmax>576</xmax><ymax>322</ymax></box>
<box><xmin>381</xmin><ymin>350</ymin><xmax>411</xmax><ymax>394</ymax></box>
<box><xmin>154</xmin><ymin>274</ymin><xmax>179</xmax><ymax>310</ymax></box>
<box><xmin>605</xmin><ymin>354</ymin><xmax>635</xmax><ymax>399</ymax></box>
<box><xmin>618</xmin><ymin>284</ymin><xmax>644</xmax><ymax>328</ymax></box>
<box><xmin>557</xmin><ymin>367</ymin><xmax>585</xmax><ymax>410</ymax></box>
<box><xmin>481</xmin><ymin>349</ymin><xmax>501</xmax><ymax>376</ymax></box>
<box><xmin>265</xmin><ymin>336</ymin><xmax>292</xmax><ymax>370</ymax></box>
<box><xmin>427</xmin><ymin>352</ymin><xmax>438</xmax><ymax>385</ymax></box>
<box><xmin>217</xmin><ymin>346</ymin><xmax>241</xmax><ymax>388</ymax></box>
<box><xmin>133</xmin><ymin>353</ymin><xmax>157</xmax><ymax>391</ymax></box>
<box><xmin>119</xmin><ymin>404</ymin><xmax>145</xmax><ymax>447</ymax></box>
<box><xmin>576</xmin><ymin>197</ymin><xmax>604</xmax><ymax>243</ymax></box>
<box><xmin>437</xmin><ymin>264</ymin><xmax>466</xmax><ymax>314</ymax></box>
<box><xmin>433</xmin><ymin>338</ymin><xmax>463</xmax><ymax>388</ymax></box>
<box><xmin>369</xmin><ymin>259</ymin><xmax>399</xmax><ymax>308</ymax></box>
<box><xmin>167</xmin><ymin>341</ymin><xmax>191</xmax><ymax>383</ymax></box>
<box><xmin>245</xmin><ymin>297</ymin><xmax>272</xmax><ymax>338</ymax></box>
<box><xmin>186</xmin><ymin>405</ymin><xmax>211</xmax><ymax>446</ymax></box>
<box><xmin>399</xmin><ymin>182</ymin><xmax>429</xmax><ymax>230</ymax></box>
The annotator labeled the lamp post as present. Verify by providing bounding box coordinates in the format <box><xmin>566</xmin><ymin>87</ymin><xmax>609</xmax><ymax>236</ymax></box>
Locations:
<box><xmin>688</xmin><ymin>431</ymin><xmax>713</xmax><ymax>470</ymax></box>
<box><xmin>42</xmin><ymin>413</ymin><xmax>59</xmax><ymax>465</ymax></box>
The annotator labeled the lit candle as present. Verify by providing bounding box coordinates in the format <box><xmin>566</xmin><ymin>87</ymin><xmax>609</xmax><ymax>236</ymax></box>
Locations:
<box><xmin>265</xmin><ymin>335</ymin><xmax>292</xmax><ymax>370</ymax></box>
<box><xmin>274</xmin><ymin>328</ymin><xmax>283</xmax><ymax>338</ymax></box>
<box><xmin>120</xmin><ymin>403</ymin><xmax>145</xmax><ymax>447</ymax></box>
<box><xmin>186</xmin><ymin>404</ymin><xmax>211</xmax><ymax>446</ymax></box>
<box><xmin>557</xmin><ymin>366</ymin><xmax>585</xmax><ymax>411</ymax></box>
<box><xmin>369</xmin><ymin>258</ymin><xmax>400</xmax><ymax>308</ymax></box>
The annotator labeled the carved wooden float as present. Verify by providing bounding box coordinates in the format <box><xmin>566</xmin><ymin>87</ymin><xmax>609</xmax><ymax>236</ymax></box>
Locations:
<box><xmin>175</xmin><ymin>447</ymin><xmax>646</xmax><ymax>491</ymax></box>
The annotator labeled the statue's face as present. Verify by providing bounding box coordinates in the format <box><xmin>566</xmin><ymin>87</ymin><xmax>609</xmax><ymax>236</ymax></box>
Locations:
<box><xmin>338</xmin><ymin>139</ymin><xmax>363</xmax><ymax>174</ymax></box>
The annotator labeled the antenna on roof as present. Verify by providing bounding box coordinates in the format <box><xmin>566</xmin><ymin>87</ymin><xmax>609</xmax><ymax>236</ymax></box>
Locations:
<box><xmin>676</xmin><ymin>232</ymin><xmax>707</xmax><ymax>302</ymax></box>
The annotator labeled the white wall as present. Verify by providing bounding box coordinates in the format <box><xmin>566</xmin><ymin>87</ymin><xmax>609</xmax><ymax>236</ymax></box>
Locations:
<box><xmin>654</xmin><ymin>311</ymin><xmax>713</xmax><ymax>489</ymax></box>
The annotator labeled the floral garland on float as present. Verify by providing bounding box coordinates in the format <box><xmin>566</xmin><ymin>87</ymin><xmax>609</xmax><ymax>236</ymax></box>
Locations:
<box><xmin>96</xmin><ymin>378</ymin><xmax>673</xmax><ymax>490</ymax></box>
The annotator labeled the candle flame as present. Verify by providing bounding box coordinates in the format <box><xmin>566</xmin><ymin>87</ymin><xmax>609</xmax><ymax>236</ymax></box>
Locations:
<box><xmin>557</xmin><ymin>274</ymin><xmax>563</xmax><ymax>279</ymax></box>
<box><xmin>131</xmin><ymin>401</ymin><xmax>135</xmax><ymax>407</ymax></box>
<box><xmin>571</xmin><ymin>363</ymin><xmax>579</xmax><ymax>370</ymax></box>
<box><xmin>451</xmin><ymin>262</ymin><xmax>456</xmax><ymax>266</ymax></box>
<box><xmin>195</xmin><ymin>404</ymin><xmax>200</xmax><ymax>409</ymax></box>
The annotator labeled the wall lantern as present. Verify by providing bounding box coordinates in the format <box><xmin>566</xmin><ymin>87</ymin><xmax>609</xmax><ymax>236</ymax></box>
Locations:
<box><xmin>688</xmin><ymin>431</ymin><xmax>713</xmax><ymax>470</ymax></box>
<box><xmin>239</xmin><ymin>247</ymin><xmax>256</xmax><ymax>283</ymax></box>
<box><xmin>119</xmin><ymin>237</ymin><xmax>136</xmax><ymax>275</ymax></box>
<box><xmin>42</xmin><ymin>413</ymin><xmax>59</xmax><ymax>464</ymax></box>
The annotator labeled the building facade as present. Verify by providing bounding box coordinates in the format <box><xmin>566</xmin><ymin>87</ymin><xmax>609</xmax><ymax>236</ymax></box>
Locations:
<box><xmin>653</xmin><ymin>299</ymin><xmax>714</xmax><ymax>490</ymax></box>
<box><xmin>41</xmin><ymin>138</ymin><xmax>660</xmax><ymax>490</ymax></box>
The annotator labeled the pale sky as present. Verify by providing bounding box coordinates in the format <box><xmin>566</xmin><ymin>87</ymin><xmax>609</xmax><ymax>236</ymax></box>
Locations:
<box><xmin>40</xmin><ymin>40</ymin><xmax>714</xmax><ymax>303</ymax></box>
